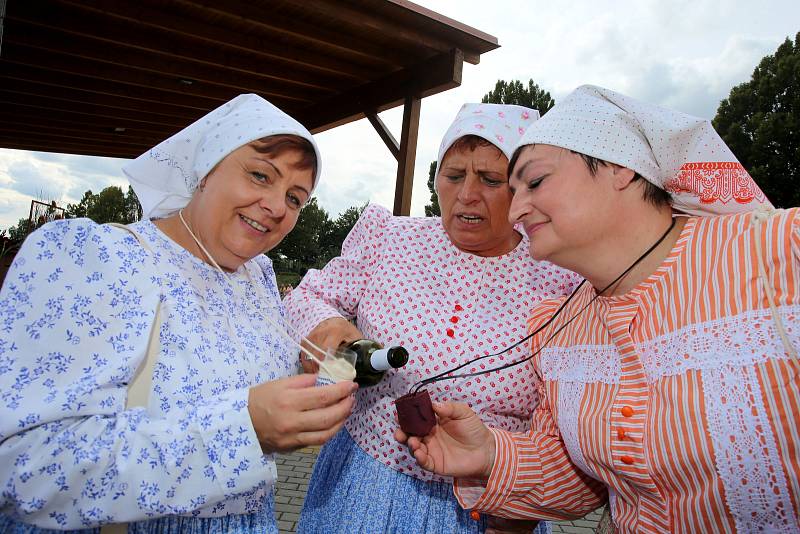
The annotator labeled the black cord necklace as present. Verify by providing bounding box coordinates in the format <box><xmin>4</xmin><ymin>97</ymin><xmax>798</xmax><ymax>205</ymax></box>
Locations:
<box><xmin>411</xmin><ymin>217</ymin><xmax>678</xmax><ymax>393</ymax></box>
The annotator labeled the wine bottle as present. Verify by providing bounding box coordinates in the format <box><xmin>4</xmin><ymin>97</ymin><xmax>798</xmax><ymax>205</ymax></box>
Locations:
<box><xmin>343</xmin><ymin>339</ymin><xmax>409</xmax><ymax>387</ymax></box>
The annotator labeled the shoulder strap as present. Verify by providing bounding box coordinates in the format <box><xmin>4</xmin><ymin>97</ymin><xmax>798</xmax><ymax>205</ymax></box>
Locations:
<box><xmin>102</xmin><ymin>223</ymin><xmax>163</xmax><ymax>532</ymax></box>
<box><xmin>106</xmin><ymin>223</ymin><xmax>162</xmax><ymax>409</ymax></box>
<box><xmin>106</xmin><ymin>222</ymin><xmax>152</xmax><ymax>253</ymax></box>
<box><xmin>126</xmin><ymin>304</ymin><xmax>162</xmax><ymax>409</ymax></box>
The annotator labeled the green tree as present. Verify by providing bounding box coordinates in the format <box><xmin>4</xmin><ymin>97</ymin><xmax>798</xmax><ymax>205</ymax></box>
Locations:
<box><xmin>66</xmin><ymin>186</ymin><xmax>143</xmax><ymax>224</ymax></box>
<box><xmin>88</xmin><ymin>186</ymin><xmax>127</xmax><ymax>223</ymax></box>
<box><xmin>124</xmin><ymin>186</ymin><xmax>144</xmax><ymax>223</ymax></box>
<box><xmin>425</xmin><ymin>79</ymin><xmax>556</xmax><ymax>215</ymax></box>
<box><xmin>323</xmin><ymin>203</ymin><xmax>368</xmax><ymax>258</ymax></box>
<box><xmin>5</xmin><ymin>218</ymin><xmax>31</xmax><ymax>241</ymax></box>
<box><xmin>66</xmin><ymin>190</ymin><xmax>94</xmax><ymax>219</ymax></box>
<box><xmin>269</xmin><ymin>200</ymin><xmax>368</xmax><ymax>276</ymax></box>
<box><xmin>86</xmin><ymin>185</ymin><xmax>126</xmax><ymax>224</ymax></box>
<box><xmin>482</xmin><ymin>79</ymin><xmax>555</xmax><ymax>113</ymax></box>
<box><xmin>268</xmin><ymin>197</ymin><xmax>331</xmax><ymax>274</ymax></box>
<box><xmin>424</xmin><ymin>161</ymin><xmax>440</xmax><ymax>216</ymax></box>
<box><xmin>713</xmin><ymin>32</ymin><xmax>799</xmax><ymax>208</ymax></box>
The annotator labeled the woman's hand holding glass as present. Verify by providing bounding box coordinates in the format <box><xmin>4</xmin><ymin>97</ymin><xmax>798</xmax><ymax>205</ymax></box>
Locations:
<box><xmin>394</xmin><ymin>401</ymin><xmax>497</xmax><ymax>479</ymax></box>
<box><xmin>248</xmin><ymin>373</ymin><xmax>357</xmax><ymax>453</ymax></box>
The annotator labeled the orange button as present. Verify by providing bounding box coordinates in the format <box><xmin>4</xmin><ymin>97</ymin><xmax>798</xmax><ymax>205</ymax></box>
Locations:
<box><xmin>621</xmin><ymin>455</ymin><xmax>635</xmax><ymax>465</ymax></box>
<box><xmin>617</xmin><ymin>429</ymin><xmax>626</xmax><ymax>440</ymax></box>
<box><xmin>621</xmin><ymin>406</ymin><xmax>634</xmax><ymax>417</ymax></box>
<box><xmin>470</xmin><ymin>510</ymin><xmax>481</xmax><ymax>521</ymax></box>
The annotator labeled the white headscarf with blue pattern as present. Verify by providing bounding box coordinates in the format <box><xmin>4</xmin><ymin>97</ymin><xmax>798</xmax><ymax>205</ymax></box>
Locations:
<box><xmin>124</xmin><ymin>93</ymin><xmax>321</xmax><ymax>219</ymax></box>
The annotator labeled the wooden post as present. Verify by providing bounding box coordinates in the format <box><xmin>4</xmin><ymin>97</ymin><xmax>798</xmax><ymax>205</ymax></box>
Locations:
<box><xmin>393</xmin><ymin>95</ymin><xmax>420</xmax><ymax>216</ymax></box>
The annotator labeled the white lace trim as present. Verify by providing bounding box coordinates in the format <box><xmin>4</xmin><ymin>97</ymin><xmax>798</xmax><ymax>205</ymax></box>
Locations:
<box><xmin>556</xmin><ymin>381</ymin><xmax>596</xmax><ymax>479</ymax></box>
<box><xmin>638</xmin><ymin>306</ymin><xmax>800</xmax><ymax>382</ymax></box>
<box><xmin>703</xmin><ymin>364</ymin><xmax>798</xmax><ymax>532</ymax></box>
<box><xmin>541</xmin><ymin>345</ymin><xmax>621</xmax><ymax>384</ymax></box>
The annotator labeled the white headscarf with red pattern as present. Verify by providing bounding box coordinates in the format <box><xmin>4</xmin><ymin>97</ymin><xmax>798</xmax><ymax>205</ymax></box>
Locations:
<box><xmin>435</xmin><ymin>103</ymin><xmax>540</xmax><ymax>179</ymax></box>
<box><xmin>516</xmin><ymin>85</ymin><xmax>772</xmax><ymax>216</ymax></box>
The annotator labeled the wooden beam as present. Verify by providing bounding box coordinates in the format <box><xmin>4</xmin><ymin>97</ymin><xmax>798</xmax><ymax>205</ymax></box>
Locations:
<box><xmin>285</xmin><ymin>1</ymin><xmax>471</xmax><ymax>64</ymax></box>
<box><xmin>0</xmin><ymin>90</ymin><xmax>196</xmax><ymax>128</ymax></box>
<box><xmin>393</xmin><ymin>95</ymin><xmax>421</xmax><ymax>216</ymax></box>
<box><xmin>3</xmin><ymin>20</ymin><xmax>325</xmax><ymax>103</ymax></box>
<box><xmin>1</xmin><ymin>79</ymin><xmax>203</xmax><ymax>122</ymax></box>
<box><xmin>0</xmin><ymin>135</ymin><xmax>140</xmax><ymax>159</ymax></box>
<box><xmin>299</xmin><ymin>48</ymin><xmax>463</xmax><ymax>133</ymax></box>
<box><xmin>1</xmin><ymin>62</ymin><xmax>223</xmax><ymax>112</ymax></box>
<box><xmin>66</xmin><ymin>0</ymin><xmax>375</xmax><ymax>82</ymax></box>
<box><xmin>0</xmin><ymin>109</ymin><xmax>178</xmax><ymax>138</ymax></box>
<box><xmin>366</xmin><ymin>112</ymin><xmax>399</xmax><ymax>161</ymax></box>
<box><xmin>0</xmin><ymin>45</ymin><xmax>293</xmax><ymax>107</ymax></box>
<box><xmin>181</xmin><ymin>0</ymin><xmax>409</xmax><ymax>68</ymax></box>
<box><xmin>9</xmin><ymin>0</ymin><xmax>353</xmax><ymax>92</ymax></box>
<box><xmin>0</xmin><ymin>125</ymin><xmax>155</xmax><ymax>148</ymax></box>
<box><xmin>383</xmin><ymin>0</ymin><xmax>498</xmax><ymax>63</ymax></box>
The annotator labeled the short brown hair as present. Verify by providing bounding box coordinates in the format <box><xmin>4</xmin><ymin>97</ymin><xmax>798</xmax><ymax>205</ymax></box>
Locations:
<box><xmin>507</xmin><ymin>145</ymin><xmax>527</xmax><ymax>177</ymax></box>
<box><xmin>251</xmin><ymin>134</ymin><xmax>318</xmax><ymax>184</ymax></box>
<box><xmin>507</xmin><ymin>145</ymin><xmax>671</xmax><ymax>208</ymax></box>
<box><xmin>571</xmin><ymin>152</ymin><xmax>671</xmax><ymax>208</ymax></box>
<box><xmin>443</xmin><ymin>135</ymin><xmax>504</xmax><ymax>162</ymax></box>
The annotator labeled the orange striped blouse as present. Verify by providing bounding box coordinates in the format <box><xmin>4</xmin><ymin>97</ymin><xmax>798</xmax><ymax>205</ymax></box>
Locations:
<box><xmin>454</xmin><ymin>209</ymin><xmax>800</xmax><ymax>533</ymax></box>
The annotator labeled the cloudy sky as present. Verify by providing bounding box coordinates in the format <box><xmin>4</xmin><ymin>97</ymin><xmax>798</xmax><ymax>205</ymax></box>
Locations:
<box><xmin>1</xmin><ymin>0</ymin><xmax>797</xmax><ymax>230</ymax></box>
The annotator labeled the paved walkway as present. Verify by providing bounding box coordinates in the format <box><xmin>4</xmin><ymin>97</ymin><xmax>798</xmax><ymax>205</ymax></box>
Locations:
<box><xmin>274</xmin><ymin>448</ymin><xmax>317</xmax><ymax>533</ymax></box>
<box><xmin>275</xmin><ymin>448</ymin><xmax>603</xmax><ymax>533</ymax></box>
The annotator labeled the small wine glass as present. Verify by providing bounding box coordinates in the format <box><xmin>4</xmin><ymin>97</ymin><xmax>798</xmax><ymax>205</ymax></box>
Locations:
<box><xmin>315</xmin><ymin>346</ymin><xmax>357</xmax><ymax>386</ymax></box>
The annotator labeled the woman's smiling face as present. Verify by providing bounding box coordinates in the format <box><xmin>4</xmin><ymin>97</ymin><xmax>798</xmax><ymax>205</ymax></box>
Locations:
<box><xmin>185</xmin><ymin>139</ymin><xmax>314</xmax><ymax>270</ymax></box>
<box><xmin>508</xmin><ymin>144</ymin><xmax>613</xmax><ymax>265</ymax></box>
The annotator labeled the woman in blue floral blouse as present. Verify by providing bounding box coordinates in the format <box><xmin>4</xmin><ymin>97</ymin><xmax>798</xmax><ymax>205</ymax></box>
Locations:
<box><xmin>0</xmin><ymin>94</ymin><xmax>356</xmax><ymax>533</ymax></box>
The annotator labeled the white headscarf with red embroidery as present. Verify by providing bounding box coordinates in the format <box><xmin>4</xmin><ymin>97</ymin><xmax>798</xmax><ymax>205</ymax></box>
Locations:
<box><xmin>435</xmin><ymin>103</ymin><xmax>540</xmax><ymax>179</ymax></box>
<box><xmin>124</xmin><ymin>93</ymin><xmax>321</xmax><ymax>219</ymax></box>
<box><xmin>516</xmin><ymin>85</ymin><xmax>771</xmax><ymax>216</ymax></box>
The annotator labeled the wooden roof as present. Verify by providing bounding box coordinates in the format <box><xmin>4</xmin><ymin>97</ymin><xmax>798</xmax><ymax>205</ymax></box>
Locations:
<box><xmin>0</xmin><ymin>0</ymin><xmax>499</xmax><ymax>159</ymax></box>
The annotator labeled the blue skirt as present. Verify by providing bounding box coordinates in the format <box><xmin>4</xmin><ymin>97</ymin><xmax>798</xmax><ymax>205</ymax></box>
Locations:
<box><xmin>298</xmin><ymin>428</ymin><xmax>550</xmax><ymax>534</ymax></box>
<box><xmin>0</xmin><ymin>493</ymin><xmax>277</xmax><ymax>534</ymax></box>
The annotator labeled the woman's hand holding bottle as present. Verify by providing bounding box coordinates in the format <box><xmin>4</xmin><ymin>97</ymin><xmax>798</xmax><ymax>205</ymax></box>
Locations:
<box><xmin>300</xmin><ymin>317</ymin><xmax>363</xmax><ymax>373</ymax></box>
<box><xmin>394</xmin><ymin>401</ymin><xmax>497</xmax><ymax>479</ymax></box>
<box><xmin>248</xmin><ymin>373</ymin><xmax>357</xmax><ymax>453</ymax></box>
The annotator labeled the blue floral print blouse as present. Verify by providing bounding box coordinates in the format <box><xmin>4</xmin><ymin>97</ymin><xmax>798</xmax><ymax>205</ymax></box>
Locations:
<box><xmin>0</xmin><ymin>219</ymin><xmax>294</xmax><ymax>529</ymax></box>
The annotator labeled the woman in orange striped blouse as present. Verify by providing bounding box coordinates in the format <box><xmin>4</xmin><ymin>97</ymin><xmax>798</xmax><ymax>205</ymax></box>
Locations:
<box><xmin>396</xmin><ymin>85</ymin><xmax>799</xmax><ymax>533</ymax></box>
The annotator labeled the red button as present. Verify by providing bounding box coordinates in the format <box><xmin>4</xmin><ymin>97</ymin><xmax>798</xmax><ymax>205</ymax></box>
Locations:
<box><xmin>617</xmin><ymin>429</ymin><xmax>626</xmax><ymax>440</ymax></box>
<box><xmin>446</xmin><ymin>328</ymin><xmax>455</xmax><ymax>337</ymax></box>
<box><xmin>470</xmin><ymin>510</ymin><xmax>480</xmax><ymax>521</ymax></box>
<box><xmin>454</xmin><ymin>304</ymin><xmax>464</xmax><ymax>311</ymax></box>
<box><xmin>450</xmin><ymin>316</ymin><xmax>459</xmax><ymax>323</ymax></box>
<box><xmin>621</xmin><ymin>406</ymin><xmax>634</xmax><ymax>417</ymax></box>
<box><xmin>621</xmin><ymin>455</ymin><xmax>635</xmax><ymax>465</ymax></box>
